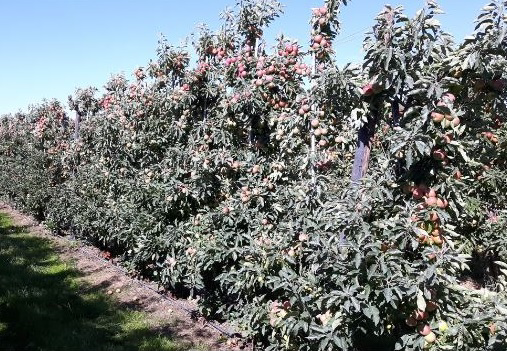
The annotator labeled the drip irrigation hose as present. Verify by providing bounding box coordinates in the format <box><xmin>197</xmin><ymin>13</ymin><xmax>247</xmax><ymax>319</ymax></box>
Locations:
<box><xmin>61</xmin><ymin>232</ymin><xmax>238</xmax><ymax>339</ymax></box>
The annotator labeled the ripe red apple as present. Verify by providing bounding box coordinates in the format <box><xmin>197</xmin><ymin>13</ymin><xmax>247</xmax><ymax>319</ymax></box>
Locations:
<box><xmin>405</xmin><ymin>316</ymin><xmax>417</xmax><ymax>327</ymax></box>
<box><xmin>432</xmin><ymin>149</ymin><xmax>446</xmax><ymax>161</ymax></box>
<box><xmin>431</xmin><ymin>112</ymin><xmax>445</xmax><ymax>122</ymax></box>
<box><xmin>489</xmin><ymin>323</ymin><xmax>497</xmax><ymax>335</ymax></box>
<box><xmin>440</xmin><ymin>134</ymin><xmax>453</xmax><ymax>144</ymax></box>
<box><xmin>412</xmin><ymin>187</ymin><xmax>424</xmax><ymax>200</ymax></box>
<box><xmin>418</xmin><ymin>324</ymin><xmax>432</xmax><ymax>336</ymax></box>
<box><xmin>425</xmin><ymin>301</ymin><xmax>438</xmax><ymax>312</ymax></box>
<box><xmin>429</xmin><ymin>212</ymin><xmax>439</xmax><ymax>222</ymax></box>
<box><xmin>426</xmin><ymin>196</ymin><xmax>438</xmax><ymax>207</ymax></box>
<box><xmin>433</xmin><ymin>236</ymin><xmax>443</xmax><ymax>246</ymax></box>
<box><xmin>431</xmin><ymin>228</ymin><xmax>442</xmax><ymax>237</ymax></box>
<box><xmin>436</xmin><ymin>197</ymin><xmax>446</xmax><ymax>209</ymax></box>
<box><xmin>362</xmin><ymin>83</ymin><xmax>374</xmax><ymax>96</ymax></box>
<box><xmin>415</xmin><ymin>202</ymin><xmax>428</xmax><ymax>211</ymax></box>
<box><xmin>443</xmin><ymin>92</ymin><xmax>456</xmax><ymax>102</ymax></box>
<box><xmin>298</xmin><ymin>233</ymin><xmax>309</xmax><ymax>241</ymax></box>
<box><xmin>241</xmin><ymin>195</ymin><xmax>250</xmax><ymax>203</ymax></box>
<box><xmin>413</xmin><ymin>310</ymin><xmax>429</xmax><ymax>321</ymax></box>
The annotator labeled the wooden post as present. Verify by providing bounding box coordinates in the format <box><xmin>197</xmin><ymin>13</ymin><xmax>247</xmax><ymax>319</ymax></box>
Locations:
<box><xmin>249</xmin><ymin>37</ymin><xmax>258</xmax><ymax>146</ymax></box>
<box><xmin>310</xmin><ymin>53</ymin><xmax>317</xmax><ymax>184</ymax></box>
<box><xmin>350</xmin><ymin>99</ymin><xmax>399</xmax><ymax>182</ymax></box>
<box><xmin>350</xmin><ymin>106</ymin><xmax>379</xmax><ymax>183</ymax></box>
<box><xmin>73</xmin><ymin>109</ymin><xmax>81</xmax><ymax>141</ymax></box>
<box><xmin>391</xmin><ymin>99</ymin><xmax>399</xmax><ymax>127</ymax></box>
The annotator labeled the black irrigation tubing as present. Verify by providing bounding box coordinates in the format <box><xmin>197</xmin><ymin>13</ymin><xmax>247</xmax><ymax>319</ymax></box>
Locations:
<box><xmin>61</xmin><ymin>233</ymin><xmax>238</xmax><ymax>339</ymax></box>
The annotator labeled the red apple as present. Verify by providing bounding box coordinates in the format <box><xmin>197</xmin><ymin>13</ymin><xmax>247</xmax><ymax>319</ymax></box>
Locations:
<box><xmin>426</xmin><ymin>301</ymin><xmax>438</xmax><ymax>312</ymax></box>
<box><xmin>431</xmin><ymin>112</ymin><xmax>445</xmax><ymax>122</ymax></box>
<box><xmin>405</xmin><ymin>316</ymin><xmax>417</xmax><ymax>327</ymax></box>
<box><xmin>426</xmin><ymin>196</ymin><xmax>438</xmax><ymax>207</ymax></box>
<box><xmin>412</xmin><ymin>187</ymin><xmax>424</xmax><ymax>200</ymax></box>
<box><xmin>362</xmin><ymin>83</ymin><xmax>374</xmax><ymax>96</ymax></box>
<box><xmin>418</xmin><ymin>324</ymin><xmax>432</xmax><ymax>336</ymax></box>
<box><xmin>413</xmin><ymin>310</ymin><xmax>429</xmax><ymax>321</ymax></box>
<box><xmin>432</xmin><ymin>149</ymin><xmax>446</xmax><ymax>161</ymax></box>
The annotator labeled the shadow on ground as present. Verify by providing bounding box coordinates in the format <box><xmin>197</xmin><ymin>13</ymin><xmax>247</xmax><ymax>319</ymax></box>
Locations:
<box><xmin>0</xmin><ymin>213</ymin><xmax>192</xmax><ymax>351</ymax></box>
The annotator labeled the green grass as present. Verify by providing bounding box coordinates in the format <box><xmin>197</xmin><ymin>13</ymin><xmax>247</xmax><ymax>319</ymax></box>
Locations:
<box><xmin>0</xmin><ymin>212</ymin><xmax>192</xmax><ymax>351</ymax></box>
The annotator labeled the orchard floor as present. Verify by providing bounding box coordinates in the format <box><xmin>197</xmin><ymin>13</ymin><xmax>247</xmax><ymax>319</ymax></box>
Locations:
<box><xmin>0</xmin><ymin>204</ymin><xmax>238</xmax><ymax>351</ymax></box>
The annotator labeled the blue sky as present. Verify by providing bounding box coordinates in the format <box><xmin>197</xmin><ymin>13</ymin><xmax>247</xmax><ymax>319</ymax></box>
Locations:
<box><xmin>0</xmin><ymin>0</ymin><xmax>486</xmax><ymax>115</ymax></box>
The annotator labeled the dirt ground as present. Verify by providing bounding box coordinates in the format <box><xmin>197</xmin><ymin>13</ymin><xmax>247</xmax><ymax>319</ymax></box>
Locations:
<box><xmin>0</xmin><ymin>203</ymin><xmax>245</xmax><ymax>351</ymax></box>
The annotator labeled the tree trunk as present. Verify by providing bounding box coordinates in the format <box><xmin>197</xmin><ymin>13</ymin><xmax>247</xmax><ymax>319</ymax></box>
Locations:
<box><xmin>74</xmin><ymin>110</ymin><xmax>81</xmax><ymax>141</ymax></box>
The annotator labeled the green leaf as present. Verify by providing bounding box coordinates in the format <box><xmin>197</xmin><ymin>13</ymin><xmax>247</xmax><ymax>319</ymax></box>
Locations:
<box><xmin>417</xmin><ymin>290</ymin><xmax>426</xmax><ymax>311</ymax></box>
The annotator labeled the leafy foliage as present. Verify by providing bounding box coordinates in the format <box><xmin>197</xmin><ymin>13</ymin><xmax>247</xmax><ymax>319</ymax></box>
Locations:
<box><xmin>1</xmin><ymin>1</ymin><xmax>507</xmax><ymax>350</ymax></box>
